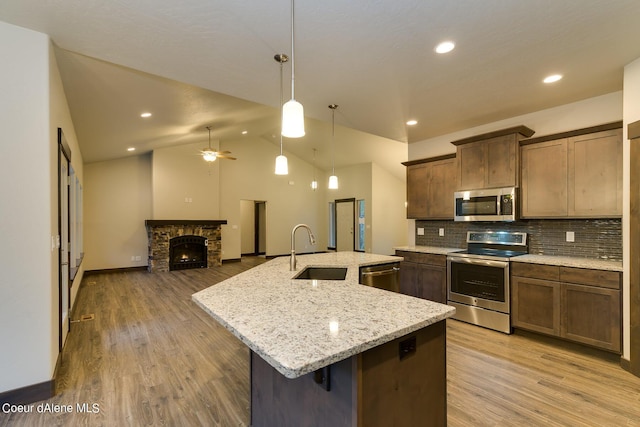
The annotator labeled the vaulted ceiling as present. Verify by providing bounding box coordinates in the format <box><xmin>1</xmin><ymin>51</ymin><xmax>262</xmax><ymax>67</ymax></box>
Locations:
<box><xmin>1</xmin><ymin>0</ymin><xmax>640</xmax><ymax>178</ymax></box>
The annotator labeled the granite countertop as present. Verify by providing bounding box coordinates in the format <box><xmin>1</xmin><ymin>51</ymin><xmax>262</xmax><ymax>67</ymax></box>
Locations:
<box><xmin>394</xmin><ymin>246</ymin><xmax>622</xmax><ymax>272</ymax></box>
<box><xmin>512</xmin><ymin>254</ymin><xmax>622</xmax><ymax>272</ymax></box>
<box><xmin>192</xmin><ymin>252</ymin><xmax>455</xmax><ymax>379</ymax></box>
<box><xmin>394</xmin><ymin>245</ymin><xmax>464</xmax><ymax>255</ymax></box>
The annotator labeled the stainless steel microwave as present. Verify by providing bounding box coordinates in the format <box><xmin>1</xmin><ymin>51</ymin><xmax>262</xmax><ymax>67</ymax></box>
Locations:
<box><xmin>454</xmin><ymin>187</ymin><xmax>517</xmax><ymax>222</ymax></box>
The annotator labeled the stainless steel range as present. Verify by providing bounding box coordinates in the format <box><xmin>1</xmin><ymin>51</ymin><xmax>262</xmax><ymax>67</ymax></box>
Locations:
<box><xmin>447</xmin><ymin>231</ymin><xmax>527</xmax><ymax>334</ymax></box>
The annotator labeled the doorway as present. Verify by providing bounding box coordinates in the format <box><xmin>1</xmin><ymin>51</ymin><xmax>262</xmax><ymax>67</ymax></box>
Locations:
<box><xmin>335</xmin><ymin>198</ymin><xmax>355</xmax><ymax>252</ymax></box>
<box><xmin>241</xmin><ymin>200</ymin><xmax>267</xmax><ymax>256</ymax></box>
<box><xmin>58</xmin><ymin>128</ymin><xmax>71</xmax><ymax>351</ymax></box>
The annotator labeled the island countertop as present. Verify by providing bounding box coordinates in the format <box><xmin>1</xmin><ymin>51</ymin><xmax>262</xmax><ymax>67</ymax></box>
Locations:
<box><xmin>192</xmin><ymin>252</ymin><xmax>455</xmax><ymax>379</ymax></box>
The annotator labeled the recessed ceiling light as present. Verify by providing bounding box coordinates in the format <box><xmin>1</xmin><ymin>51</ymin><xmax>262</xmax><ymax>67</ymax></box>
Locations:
<box><xmin>242</xmin><ymin>130</ymin><xmax>248</xmax><ymax>135</ymax></box>
<box><xmin>543</xmin><ymin>74</ymin><xmax>563</xmax><ymax>84</ymax></box>
<box><xmin>406</xmin><ymin>119</ymin><xmax>418</xmax><ymax>126</ymax></box>
<box><xmin>127</xmin><ymin>147</ymin><xmax>135</xmax><ymax>152</ymax></box>
<box><xmin>140</xmin><ymin>112</ymin><xmax>152</xmax><ymax>118</ymax></box>
<box><xmin>435</xmin><ymin>41</ymin><xmax>455</xmax><ymax>54</ymax></box>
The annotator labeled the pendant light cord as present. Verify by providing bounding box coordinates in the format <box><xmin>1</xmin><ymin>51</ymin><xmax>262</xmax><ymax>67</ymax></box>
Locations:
<box><xmin>290</xmin><ymin>0</ymin><xmax>296</xmax><ymax>100</ymax></box>
<box><xmin>279</xmin><ymin>58</ymin><xmax>284</xmax><ymax>156</ymax></box>
<box><xmin>331</xmin><ymin>106</ymin><xmax>336</xmax><ymax>175</ymax></box>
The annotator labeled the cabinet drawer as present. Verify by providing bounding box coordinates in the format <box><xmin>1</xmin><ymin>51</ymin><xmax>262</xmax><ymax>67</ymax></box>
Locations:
<box><xmin>396</xmin><ymin>251</ymin><xmax>446</xmax><ymax>267</ymax></box>
<box><xmin>511</xmin><ymin>262</ymin><xmax>559</xmax><ymax>281</ymax></box>
<box><xmin>560</xmin><ymin>267</ymin><xmax>620</xmax><ymax>290</ymax></box>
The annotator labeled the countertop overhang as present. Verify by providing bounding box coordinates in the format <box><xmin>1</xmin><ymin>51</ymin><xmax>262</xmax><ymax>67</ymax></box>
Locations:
<box><xmin>192</xmin><ymin>252</ymin><xmax>455</xmax><ymax>379</ymax></box>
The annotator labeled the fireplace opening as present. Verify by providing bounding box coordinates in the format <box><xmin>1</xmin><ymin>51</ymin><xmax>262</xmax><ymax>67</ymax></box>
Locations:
<box><xmin>169</xmin><ymin>236</ymin><xmax>208</xmax><ymax>271</ymax></box>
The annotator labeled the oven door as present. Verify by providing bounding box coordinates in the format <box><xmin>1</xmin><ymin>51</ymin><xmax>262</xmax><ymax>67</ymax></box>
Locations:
<box><xmin>447</xmin><ymin>256</ymin><xmax>510</xmax><ymax>313</ymax></box>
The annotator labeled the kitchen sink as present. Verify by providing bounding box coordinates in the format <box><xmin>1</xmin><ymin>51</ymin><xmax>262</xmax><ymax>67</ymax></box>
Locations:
<box><xmin>293</xmin><ymin>266</ymin><xmax>348</xmax><ymax>280</ymax></box>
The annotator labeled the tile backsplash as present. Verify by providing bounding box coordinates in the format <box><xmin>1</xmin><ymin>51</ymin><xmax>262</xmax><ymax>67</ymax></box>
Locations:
<box><xmin>414</xmin><ymin>219</ymin><xmax>621</xmax><ymax>261</ymax></box>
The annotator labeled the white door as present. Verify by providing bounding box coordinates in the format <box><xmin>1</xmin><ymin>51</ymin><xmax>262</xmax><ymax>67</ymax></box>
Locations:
<box><xmin>336</xmin><ymin>199</ymin><xmax>355</xmax><ymax>252</ymax></box>
<box><xmin>59</xmin><ymin>152</ymin><xmax>70</xmax><ymax>349</ymax></box>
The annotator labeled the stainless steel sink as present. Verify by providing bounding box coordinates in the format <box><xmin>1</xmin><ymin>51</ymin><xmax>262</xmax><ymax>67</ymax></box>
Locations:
<box><xmin>293</xmin><ymin>266</ymin><xmax>348</xmax><ymax>280</ymax></box>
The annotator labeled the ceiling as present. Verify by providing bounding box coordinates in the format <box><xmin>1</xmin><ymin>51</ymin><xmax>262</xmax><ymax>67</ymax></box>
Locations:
<box><xmin>2</xmin><ymin>0</ymin><xmax>640</xmax><ymax>176</ymax></box>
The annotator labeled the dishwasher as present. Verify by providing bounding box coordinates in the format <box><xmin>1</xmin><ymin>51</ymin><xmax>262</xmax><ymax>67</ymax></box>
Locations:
<box><xmin>359</xmin><ymin>262</ymin><xmax>401</xmax><ymax>293</ymax></box>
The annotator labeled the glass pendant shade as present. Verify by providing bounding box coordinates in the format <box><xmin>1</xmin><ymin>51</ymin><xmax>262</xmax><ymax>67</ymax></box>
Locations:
<box><xmin>282</xmin><ymin>99</ymin><xmax>305</xmax><ymax>138</ymax></box>
<box><xmin>202</xmin><ymin>151</ymin><xmax>217</xmax><ymax>162</ymax></box>
<box><xmin>328</xmin><ymin>175</ymin><xmax>339</xmax><ymax>189</ymax></box>
<box><xmin>275</xmin><ymin>154</ymin><xmax>289</xmax><ymax>175</ymax></box>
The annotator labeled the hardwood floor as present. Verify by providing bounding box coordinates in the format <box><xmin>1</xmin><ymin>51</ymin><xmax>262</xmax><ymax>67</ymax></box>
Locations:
<box><xmin>2</xmin><ymin>257</ymin><xmax>639</xmax><ymax>426</ymax></box>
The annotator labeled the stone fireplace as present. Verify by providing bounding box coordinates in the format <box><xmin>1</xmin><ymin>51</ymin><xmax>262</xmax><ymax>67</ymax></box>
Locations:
<box><xmin>145</xmin><ymin>220</ymin><xmax>226</xmax><ymax>272</ymax></box>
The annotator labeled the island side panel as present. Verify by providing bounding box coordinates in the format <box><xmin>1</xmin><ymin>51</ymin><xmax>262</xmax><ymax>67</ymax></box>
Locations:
<box><xmin>250</xmin><ymin>320</ymin><xmax>446</xmax><ymax>427</ymax></box>
<box><xmin>358</xmin><ymin>320</ymin><xmax>446</xmax><ymax>427</ymax></box>
<box><xmin>251</xmin><ymin>353</ymin><xmax>356</xmax><ymax>426</ymax></box>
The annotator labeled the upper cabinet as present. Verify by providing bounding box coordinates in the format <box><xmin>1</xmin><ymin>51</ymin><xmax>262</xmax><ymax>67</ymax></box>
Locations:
<box><xmin>521</xmin><ymin>123</ymin><xmax>622</xmax><ymax>218</ymax></box>
<box><xmin>451</xmin><ymin>126</ymin><xmax>535</xmax><ymax>190</ymax></box>
<box><xmin>403</xmin><ymin>154</ymin><xmax>457</xmax><ymax>219</ymax></box>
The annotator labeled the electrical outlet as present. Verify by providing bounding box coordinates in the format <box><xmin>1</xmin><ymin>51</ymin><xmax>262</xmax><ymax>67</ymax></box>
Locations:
<box><xmin>135</xmin><ymin>256</ymin><xmax>141</xmax><ymax>261</ymax></box>
<box><xmin>131</xmin><ymin>255</ymin><xmax>135</xmax><ymax>261</ymax></box>
<box><xmin>417</xmin><ymin>228</ymin><xmax>425</xmax><ymax>236</ymax></box>
<box><xmin>566</xmin><ymin>231</ymin><xmax>575</xmax><ymax>242</ymax></box>
<box><xmin>439</xmin><ymin>228</ymin><xmax>445</xmax><ymax>237</ymax></box>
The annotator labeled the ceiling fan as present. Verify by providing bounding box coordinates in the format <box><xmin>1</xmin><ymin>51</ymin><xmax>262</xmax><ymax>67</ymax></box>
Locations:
<box><xmin>201</xmin><ymin>126</ymin><xmax>236</xmax><ymax>162</ymax></box>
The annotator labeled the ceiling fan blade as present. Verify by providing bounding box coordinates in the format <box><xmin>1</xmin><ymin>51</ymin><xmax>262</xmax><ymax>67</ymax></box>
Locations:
<box><xmin>217</xmin><ymin>154</ymin><xmax>237</xmax><ymax>160</ymax></box>
<box><xmin>217</xmin><ymin>150</ymin><xmax>232</xmax><ymax>154</ymax></box>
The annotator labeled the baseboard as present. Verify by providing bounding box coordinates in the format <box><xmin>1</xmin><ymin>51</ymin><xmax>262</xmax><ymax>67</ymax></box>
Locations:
<box><xmin>84</xmin><ymin>266</ymin><xmax>147</xmax><ymax>275</ymax></box>
<box><xmin>222</xmin><ymin>258</ymin><xmax>242</xmax><ymax>263</ymax></box>
<box><xmin>0</xmin><ymin>380</ymin><xmax>55</xmax><ymax>405</ymax></box>
<box><xmin>620</xmin><ymin>356</ymin><xmax>631</xmax><ymax>372</ymax></box>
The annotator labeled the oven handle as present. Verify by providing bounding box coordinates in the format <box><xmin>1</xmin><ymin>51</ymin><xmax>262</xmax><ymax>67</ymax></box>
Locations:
<box><xmin>447</xmin><ymin>256</ymin><xmax>508</xmax><ymax>269</ymax></box>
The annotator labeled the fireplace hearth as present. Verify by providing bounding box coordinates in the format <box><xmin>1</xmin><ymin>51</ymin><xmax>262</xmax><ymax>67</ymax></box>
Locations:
<box><xmin>145</xmin><ymin>220</ymin><xmax>226</xmax><ymax>272</ymax></box>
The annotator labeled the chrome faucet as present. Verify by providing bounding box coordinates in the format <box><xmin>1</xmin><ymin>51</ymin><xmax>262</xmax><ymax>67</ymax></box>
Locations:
<box><xmin>290</xmin><ymin>224</ymin><xmax>316</xmax><ymax>271</ymax></box>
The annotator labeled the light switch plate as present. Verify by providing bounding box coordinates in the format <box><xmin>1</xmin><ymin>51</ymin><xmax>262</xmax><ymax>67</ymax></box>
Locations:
<box><xmin>439</xmin><ymin>228</ymin><xmax>445</xmax><ymax>237</ymax></box>
<box><xmin>566</xmin><ymin>231</ymin><xmax>575</xmax><ymax>242</ymax></box>
<box><xmin>417</xmin><ymin>228</ymin><xmax>425</xmax><ymax>236</ymax></box>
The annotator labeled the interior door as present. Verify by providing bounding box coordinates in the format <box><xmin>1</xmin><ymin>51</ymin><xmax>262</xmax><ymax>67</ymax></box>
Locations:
<box><xmin>255</xmin><ymin>201</ymin><xmax>266</xmax><ymax>255</ymax></box>
<box><xmin>58</xmin><ymin>129</ymin><xmax>71</xmax><ymax>350</ymax></box>
<box><xmin>335</xmin><ymin>198</ymin><xmax>355</xmax><ymax>252</ymax></box>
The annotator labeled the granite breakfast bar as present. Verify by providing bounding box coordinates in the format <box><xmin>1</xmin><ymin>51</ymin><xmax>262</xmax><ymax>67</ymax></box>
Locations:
<box><xmin>193</xmin><ymin>252</ymin><xmax>455</xmax><ymax>427</ymax></box>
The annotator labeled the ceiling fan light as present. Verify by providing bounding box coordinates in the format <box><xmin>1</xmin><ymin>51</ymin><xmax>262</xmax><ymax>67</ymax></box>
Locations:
<box><xmin>282</xmin><ymin>99</ymin><xmax>305</xmax><ymax>138</ymax></box>
<box><xmin>275</xmin><ymin>154</ymin><xmax>289</xmax><ymax>175</ymax></box>
<box><xmin>328</xmin><ymin>175</ymin><xmax>339</xmax><ymax>189</ymax></box>
<box><xmin>202</xmin><ymin>150</ymin><xmax>217</xmax><ymax>162</ymax></box>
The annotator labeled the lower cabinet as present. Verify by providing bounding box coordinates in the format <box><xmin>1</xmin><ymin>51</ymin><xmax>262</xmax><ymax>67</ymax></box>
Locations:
<box><xmin>395</xmin><ymin>251</ymin><xmax>447</xmax><ymax>304</ymax></box>
<box><xmin>511</xmin><ymin>262</ymin><xmax>621</xmax><ymax>353</ymax></box>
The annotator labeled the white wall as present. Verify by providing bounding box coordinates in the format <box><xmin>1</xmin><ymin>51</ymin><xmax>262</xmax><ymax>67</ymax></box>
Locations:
<box><xmin>84</xmin><ymin>155</ymin><xmax>152</xmax><ymax>270</ymax></box>
<box><xmin>0</xmin><ymin>22</ymin><xmax>81</xmax><ymax>394</ymax></box>
<box><xmin>409</xmin><ymin>92</ymin><xmax>623</xmax><ymax>160</ymax></box>
<box><xmin>151</xmin><ymin>141</ymin><xmax>220</xmax><ymax>219</ymax></box>
<box><xmin>372</xmin><ymin>163</ymin><xmax>407</xmax><ymax>255</ymax></box>
<box><xmin>219</xmin><ymin>136</ymin><xmax>326</xmax><ymax>258</ymax></box>
<box><xmin>623</xmin><ymin>57</ymin><xmax>640</xmax><ymax>361</ymax></box>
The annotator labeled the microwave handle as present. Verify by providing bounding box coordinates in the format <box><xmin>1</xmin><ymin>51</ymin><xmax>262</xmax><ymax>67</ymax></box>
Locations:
<box><xmin>496</xmin><ymin>195</ymin><xmax>501</xmax><ymax>215</ymax></box>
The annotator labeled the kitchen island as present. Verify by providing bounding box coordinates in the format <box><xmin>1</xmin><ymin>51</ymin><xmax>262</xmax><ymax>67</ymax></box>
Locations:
<box><xmin>193</xmin><ymin>252</ymin><xmax>455</xmax><ymax>426</ymax></box>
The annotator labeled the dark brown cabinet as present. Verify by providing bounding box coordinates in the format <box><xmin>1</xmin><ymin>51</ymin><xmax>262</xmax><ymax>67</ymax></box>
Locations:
<box><xmin>404</xmin><ymin>155</ymin><xmax>457</xmax><ymax>220</ymax></box>
<box><xmin>511</xmin><ymin>262</ymin><xmax>621</xmax><ymax>353</ymax></box>
<box><xmin>396</xmin><ymin>251</ymin><xmax>447</xmax><ymax>303</ymax></box>
<box><xmin>520</xmin><ymin>125</ymin><xmax>622</xmax><ymax>218</ymax></box>
<box><xmin>451</xmin><ymin>126</ymin><xmax>534</xmax><ymax>191</ymax></box>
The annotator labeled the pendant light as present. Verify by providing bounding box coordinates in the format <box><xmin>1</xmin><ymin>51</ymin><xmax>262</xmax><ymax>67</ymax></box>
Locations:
<box><xmin>274</xmin><ymin>54</ymin><xmax>289</xmax><ymax>175</ymax></box>
<box><xmin>328</xmin><ymin>104</ymin><xmax>339</xmax><ymax>189</ymax></box>
<box><xmin>311</xmin><ymin>148</ymin><xmax>318</xmax><ymax>190</ymax></box>
<box><xmin>281</xmin><ymin>0</ymin><xmax>305</xmax><ymax>138</ymax></box>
